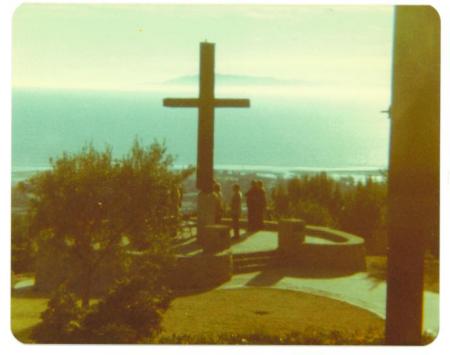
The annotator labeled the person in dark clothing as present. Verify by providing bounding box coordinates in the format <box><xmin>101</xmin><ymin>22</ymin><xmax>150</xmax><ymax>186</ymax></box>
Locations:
<box><xmin>245</xmin><ymin>180</ymin><xmax>258</xmax><ymax>232</ymax></box>
<box><xmin>230</xmin><ymin>184</ymin><xmax>242</xmax><ymax>239</ymax></box>
<box><xmin>254</xmin><ymin>180</ymin><xmax>267</xmax><ymax>230</ymax></box>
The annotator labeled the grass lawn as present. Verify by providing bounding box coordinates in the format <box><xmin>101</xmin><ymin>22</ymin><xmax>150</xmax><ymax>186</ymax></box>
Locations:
<box><xmin>158</xmin><ymin>288</ymin><xmax>384</xmax><ymax>342</ymax></box>
<box><xmin>11</xmin><ymin>293</ymin><xmax>48</xmax><ymax>343</ymax></box>
<box><xmin>11</xmin><ymin>254</ymin><xmax>438</xmax><ymax>344</ymax></box>
<box><xmin>366</xmin><ymin>254</ymin><xmax>439</xmax><ymax>293</ymax></box>
<box><xmin>11</xmin><ymin>287</ymin><xmax>384</xmax><ymax>344</ymax></box>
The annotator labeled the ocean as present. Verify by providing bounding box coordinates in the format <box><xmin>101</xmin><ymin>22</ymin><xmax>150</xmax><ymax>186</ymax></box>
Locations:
<box><xmin>12</xmin><ymin>87</ymin><xmax>390</xmax><ymax>177</ymax></box>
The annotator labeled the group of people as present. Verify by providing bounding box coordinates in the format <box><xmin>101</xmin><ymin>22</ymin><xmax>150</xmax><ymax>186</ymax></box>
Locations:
<box><xmin>212</xmin><ymin>179</ymin><xmax>267</xmax><ymax>239</ymax></box>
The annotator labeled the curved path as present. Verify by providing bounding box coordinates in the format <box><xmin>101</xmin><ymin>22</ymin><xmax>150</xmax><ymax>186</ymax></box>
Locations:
<box><xmin>14</xmin><ymin>269</ymin><xmax>439</xmax><ymax>337</ymax></box>
<box><xmin>218</xmin><ymin>269</ymin><xmax>439</xmax><ymax>336</ymax></box>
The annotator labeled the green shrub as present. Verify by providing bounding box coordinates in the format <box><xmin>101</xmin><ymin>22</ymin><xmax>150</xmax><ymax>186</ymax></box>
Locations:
<box><xmin>290</xmin><ymin>200</ymin><xmax>336</xmax><ymax>226</ymax></box>
<box><xmin>270</xmin><ymin>173</ymin><xmax>388</xmax><ymax>249</ymax></box>
<box><xmin>11</xmin><ymin>213</ymin><xmax>36</xmax><ymax>273</ymax></box>
<box><xmin>156</xmin><ymin>328</ymin><xmax>385</xmax><ymax>345</ymax></box>
<box><xmin>156</xmin><ymin>329</ymin><xmax>435</xmax><ymax>345</ymax></box>
<box><xmin>31</xmin><ymin>267</ymin><xmax>173</xmax><ymax>344</ymax></box>
<box><xmin>80</xmin><ymin>275</ymin><xmax>172</xmax><ymax>344</ymax></box>
<box><xmin>31</xmin><ymin>285</ymin><xmax>84</xmax><ymax>343</ymax></box>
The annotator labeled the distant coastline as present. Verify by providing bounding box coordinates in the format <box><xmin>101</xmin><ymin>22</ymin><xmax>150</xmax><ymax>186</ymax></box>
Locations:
<box><xmin>12</xmin><ymin>89</ymin><xmax>390</xmax><ymax>174</ymax></box>
<box><xmin>12</xmin><ymin>164</ymin><xmax>387</xmax><ymax>185</ymax></box>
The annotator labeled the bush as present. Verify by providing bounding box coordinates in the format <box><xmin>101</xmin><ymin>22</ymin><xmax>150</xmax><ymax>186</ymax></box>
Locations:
<box><xmin>156</xmin><ymin>328</ymin><xmax>385</xmax><ymax>345</ymax></box>
<box><xmin>31</xmin><ymin>273</ymin><xmax>173</xmax><ymax>344</ymax></box>
<box><xmin>339</xmin><ymin>179</ymin><xmax>387</xmax><ymax>245</ymax></box>
<box><xmin>31</xmin><ymin>285</ymin><xmax>84</xmax><ymax>343</ymax></box>
<box><xmin>80</xmin><ymin>276</ymin><xmax>172</xmax><ymax>344</ymax></box>
<box><xmin>271</xmin><ymin>174</ymin><xmax>388</xmax><ymax>249</ymax></box>
<box><xmin>11</xmin><ymin>213</ymin><xmax>36</xmax><ymax>273</ymax></box>
<box><xmin>156</xmin><ymin>329</ymin><xmax>435</xmax><ymax>345</ymax></box>
<box><xmin>290</xmin><ymin>200</ymin><xmax>337</xmax><ymax>226</ymax></box>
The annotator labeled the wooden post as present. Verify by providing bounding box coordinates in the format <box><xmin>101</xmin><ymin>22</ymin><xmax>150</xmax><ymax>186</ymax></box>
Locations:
<box><xmin>198</xmin><ymin>42</ymin><xmax>215</xmax><ymax>193</ymax></box>
<box><xmin>385</xmin><ymin>5</ymin><xmax>440</xmax><ymax>345</ymax></box>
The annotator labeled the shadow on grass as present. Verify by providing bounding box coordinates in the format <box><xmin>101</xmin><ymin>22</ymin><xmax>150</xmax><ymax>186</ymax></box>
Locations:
<box><xmin>364</xmin><ymin>254</ymin><xmax>439</xmax><ymax>293</ymax></box>
<box><xmin>246</xmin><ymin>267</ymin><xmax>361</xmax><ymax>287</ymax></box>
<box><xmin>11</xmin><ymin>287</ymin><xmax>50</xmax><ymax>300</ymax></box>
<box><xmin>364</xmin><ymin>256</ymin><xmax>387</xmax><ymax>290</ymax></box>
<box><xmin>172</xmin><ymin>284</ymin><xmax>221</xmax><ymax>298</ymax></box>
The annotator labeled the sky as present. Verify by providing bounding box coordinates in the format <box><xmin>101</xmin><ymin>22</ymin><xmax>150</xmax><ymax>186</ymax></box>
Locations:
<box><xmin>12</xmin><ymin>4</ymin><xmax>394</xmax><ymax>94</ymax></box>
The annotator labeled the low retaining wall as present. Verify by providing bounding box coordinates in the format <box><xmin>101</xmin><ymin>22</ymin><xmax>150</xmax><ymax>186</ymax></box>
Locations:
<box><xmin>35</xmin><ymin>243</ymin><xmax>233</xmax><ymax>294</ymax></box>
<box><xmin>277</xmin><ymin>225</ymin><xmax>366</xmax><ymax>271</ymax></box>
<box><xmin>35</xmin><ymin>221</ymin><xmax>365</xmax><ymax>294</ymax></box>
<box><xmin>169</xmin><ymin>251</ymin><xmax>232</xmax><ymax>290</ymax></box>
<box><xmin>278</xmin><ymin>218</ymin><xmax>305</xmax><ymax>255</ymax></box>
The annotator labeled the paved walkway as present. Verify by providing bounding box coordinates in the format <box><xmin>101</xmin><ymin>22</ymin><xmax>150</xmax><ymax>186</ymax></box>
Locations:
<box><xmin>230</xmin><ymin>230</ymin><xmax>278</xmax><ymax>254</ymax></box>
<box><xmin>230</xmin><ymin>230</ymin><xmax>349</xmax><ymax>255</ymax></box>
<box><xmin>218</xmin><ymin>269</ymin><xmax>439</xmax><ymax>336</ymax></box>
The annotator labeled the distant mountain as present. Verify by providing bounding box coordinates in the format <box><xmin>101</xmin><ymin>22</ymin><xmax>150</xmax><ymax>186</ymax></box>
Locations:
<box><xmin>162</xmin><ymin>74</ymin><xmax>306</xmax><ymax>87</ymax></box>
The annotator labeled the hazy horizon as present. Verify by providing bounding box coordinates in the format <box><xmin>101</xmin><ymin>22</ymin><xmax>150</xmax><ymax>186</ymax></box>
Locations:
<box><xmin>12</xmin><ymin>4</ymin><xmax>393</xmax><ymax>173</ymax></box>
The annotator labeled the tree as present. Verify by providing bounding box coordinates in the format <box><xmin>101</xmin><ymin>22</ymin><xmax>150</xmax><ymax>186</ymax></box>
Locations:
<box><xmin>12</xmin><ymin>182</ymin><xmax>37</xmax><ymax>273</ymax></box>
<box><xmin>271</xmin><ymin>174</ymin><xmax>341</xmax><ymax>227</ymax></box>
<box><xmin>28</xmin><ymin>139</ymin><xmax>193</xmax><ymax>308</ymax></box>
<box><xmin>270</xmin><ymin>174</ymin><xmax>388</xmax><ymax>245</ymax></box>
<box><xmin>340</xmin><ymin>178</ymin><xmax>387</xmax><ymax>243</ymax></box>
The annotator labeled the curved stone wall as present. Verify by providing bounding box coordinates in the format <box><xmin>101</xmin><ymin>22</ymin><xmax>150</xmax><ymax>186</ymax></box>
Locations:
<box><xmin>170</xmin><ymin>251</ymin><xmax>232</xmax><ymax>290</ymax></box>
<box><xmin>279</xmin><ymin>225</ymin><xmax>366</xmax><ymax>271</ymax></box>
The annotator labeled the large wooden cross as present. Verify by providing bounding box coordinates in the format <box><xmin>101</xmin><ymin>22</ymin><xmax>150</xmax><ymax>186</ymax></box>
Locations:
<box><xmin>163</xmin><ymin>42</ymin><xmax>250</xmax><ymax>193</ymax></box>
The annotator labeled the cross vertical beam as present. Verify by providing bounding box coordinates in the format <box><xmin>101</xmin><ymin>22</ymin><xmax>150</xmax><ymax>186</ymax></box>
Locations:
<box><xmin>198</xmin><ymin>42</ymin><xmax>215</xmax><ymax>193</ymax></box>
<box><xmin>385</xmin><ymin>6</ymin><xmax>440</xmax><ymax>345</ymax></box>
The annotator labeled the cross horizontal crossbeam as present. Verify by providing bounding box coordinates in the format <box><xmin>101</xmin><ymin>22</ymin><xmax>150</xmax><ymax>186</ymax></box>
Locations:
<box><xmin>214</xmin><ymin>99</ymin><xmax>250</xmax><ymax>108</ymax></box>
<box><xmin>163</xmin><ymin>98</ymin><xmax>250</xmax><ymax>108</ymax></box>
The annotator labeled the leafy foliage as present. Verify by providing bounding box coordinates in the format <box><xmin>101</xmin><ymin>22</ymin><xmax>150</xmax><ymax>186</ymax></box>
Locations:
<box><xmin>81</xmin><ymin>277</ymin><xmax>172</xmax><ymax>343</ymax></box>
<box><xmin>31</xmin><ymin>265</ymin><xmax>173</xmax><ymax>344</ymax></box>
<box><xmin>31</xmin><ymin>285</ymin><xmax>84</xmax><ymax>344</ymax></box>
<box><xmin>271</xmin><ymin>173</ymin><xmax>387</xmax><ymax>252</ymax></box>
<box><xmin>156</xmin><ymin>329</ymin><xmax>435</xmax><ymax>345</ymax></box>
<box><xmin>11</xmin><ymin>212</ymin><xmax>36</xmax><ymax>273</ymax></box>
<box><xmin>27</xmin><ymin>139</ymin><xmax>192</xmax><ymax>306</ymax></box>
<box><xmin>339</xmin><ymin>178</ymin><xmax>387</xmax><ymax>242</ymax></box>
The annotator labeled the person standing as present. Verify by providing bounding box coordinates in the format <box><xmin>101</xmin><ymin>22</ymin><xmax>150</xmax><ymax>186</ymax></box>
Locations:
<box><xmin>246</xmin><ymin>180</ymin><xmax>258</xmax><ymax>231</ymax></box>
<box><xmin>255</xmin><ymin>180</ymin><xmax>267</xmax><ymax>230</ymax></box>
<box><xmin>230</xmin><ymin>184</ymin><xmax>242</xmax><ymax>239</ymax></box>
<box><xmin>213</xmin><ymin>182</ymin><xmax>224</xmax><ymax>223</ymax></box>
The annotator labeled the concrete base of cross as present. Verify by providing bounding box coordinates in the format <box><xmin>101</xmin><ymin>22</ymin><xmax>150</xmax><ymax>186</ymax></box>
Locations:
<box><xmin>196</xmin><ymin>191</ymin><xmax>216</xmax><ymax>244</ymax></box>
<box><xmin>203</xmin><ymin>224</ymin><xmax>231</xmax><ymax>253</ymax></box>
